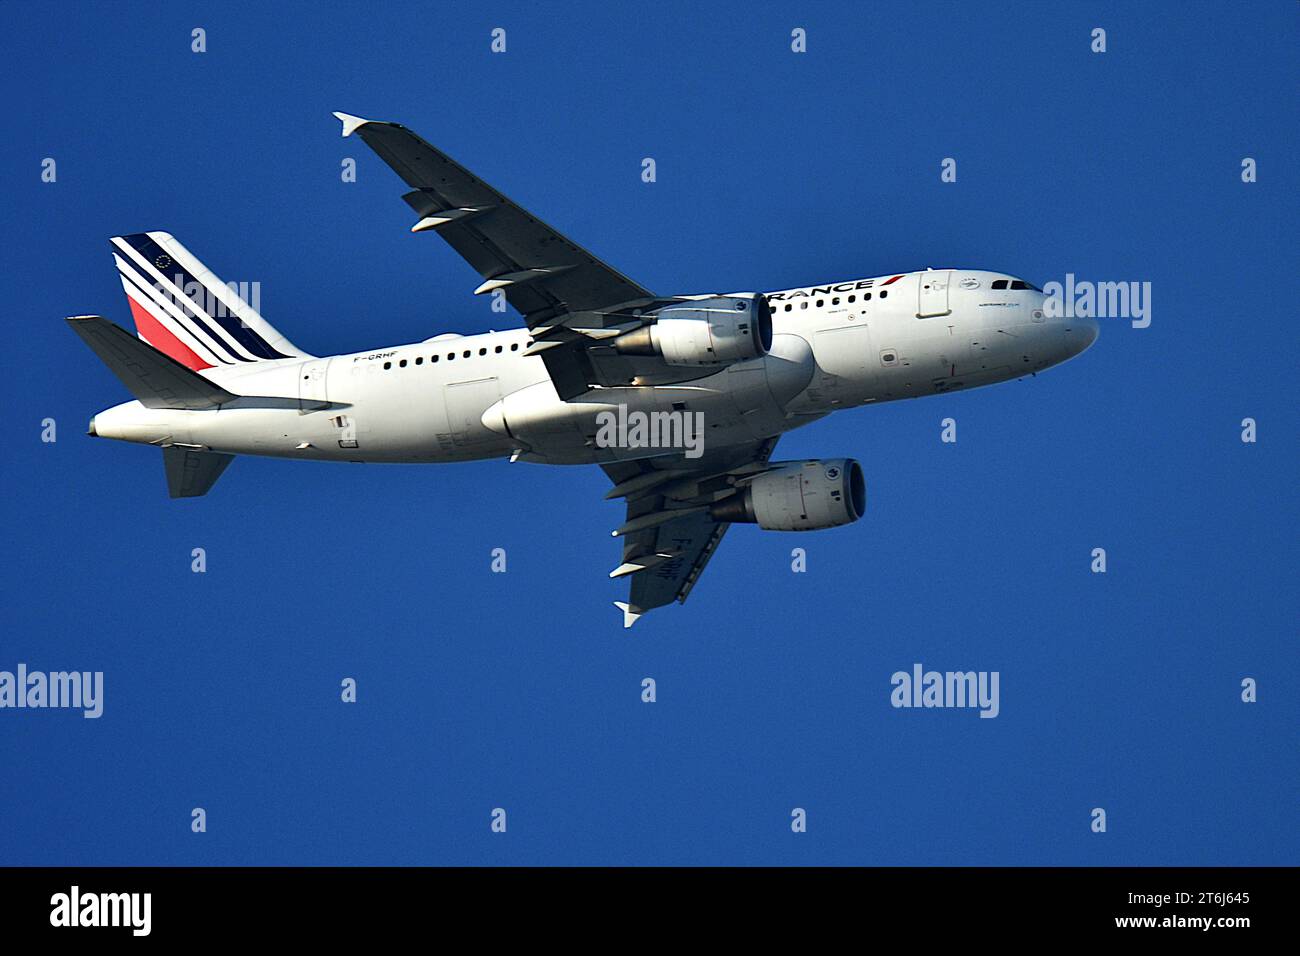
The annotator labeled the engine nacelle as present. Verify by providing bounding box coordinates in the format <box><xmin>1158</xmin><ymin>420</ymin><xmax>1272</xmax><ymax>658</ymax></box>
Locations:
<box><xmin>613</xmin><ymin>294</ymin><xmax>773</xmax><ymax>367</ymax></box>
<box><xmin>710</xmin><ymin>458</ymin><xmax>866</xmax><ymax>531</ymax></box>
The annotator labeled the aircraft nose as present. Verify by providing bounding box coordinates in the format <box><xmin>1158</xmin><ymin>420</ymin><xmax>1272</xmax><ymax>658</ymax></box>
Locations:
<box><xmin>1065</xmin><ymin>316</ymin><xmax>1099</xmax><ymax>357</ymax></box>
<box><xmin>1078</xmin><ymin>316</ymin><xmax>1099</xmax><ymax>350</ymax></box>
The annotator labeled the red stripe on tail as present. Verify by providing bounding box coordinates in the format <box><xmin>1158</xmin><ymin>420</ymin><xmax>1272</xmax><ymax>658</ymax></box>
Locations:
<box><xmin>125</xmin><ymin>296</ymin><xmax>212</xmax><ymax>370</ymax></box>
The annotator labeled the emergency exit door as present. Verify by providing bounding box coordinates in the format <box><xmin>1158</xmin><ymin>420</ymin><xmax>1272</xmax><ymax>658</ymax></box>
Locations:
<box><xmin>917</xmin><ymin>270</ymin><xmax>952</xmax><ymax>318</ymax></box>
<box><xmin>298</xmin><ymin>359</ymin><xmax>329</xmax><ymax>412</ymax></box>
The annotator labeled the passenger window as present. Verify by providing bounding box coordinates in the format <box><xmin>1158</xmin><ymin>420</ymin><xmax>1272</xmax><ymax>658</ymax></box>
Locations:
<box><xmin>832</xmin><ymin>297</ymin><xmax>840</xmax><ymax>305</ymax></box>
<box><xmin>463</xmin><ymin>350</ymin><xmax>471</xmax><ymax>358</ymax></box>
<box><xmin>784</xmin><ymin>303</ymin><xmax>792</xmax><ymax>311</ymax></box>
<box><xmin>816</xmin><ymin>299</ymin><xmax>824</xmax><ymax>307</ymax></box>
<box><xmin>800</xmin><ymin>302</ymin><xmax>808</xmax><ymax>310</ymax></box>
<box><xmin>495</xmin><ymin>345</ymin><xmax>503</xmax><ymax>353</ymax></box>
<box><xmin>432</xmin><ymin>355</ymin><xmax>439</xmax><ymax>362</ymax></box>
<box><xmin>511</xmin><ymin>343</ymin><xmax>519</xmax><ymax>351</ymax></box>
<box><xmin>879</xmin><ymin>290</ymin><xmax>888</xmax><ymax>299</ymax></box>
<box><xmin>447</xmin><ymin>353</ymin><xmax>455</xmax><ymax>361</ymax></box>
<box><xmin>848</xmin><ymin>295</ymin><xmax>855</xmax><ymax>303</ymax></box>
<box><xmin>415</xmin><ymin>357</ymin><xmax>423</xmax><ymax>365</ymax></box>
<box><xmin>383</xmin><ymin>361</ymin><xmax>391</xmax><ymax>370</ymax></box>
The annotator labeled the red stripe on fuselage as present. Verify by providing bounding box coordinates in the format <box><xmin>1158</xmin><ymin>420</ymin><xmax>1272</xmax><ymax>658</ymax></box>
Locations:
<box><xmin>125</xmin><ymin>295</ymin><xmax>212</xmax><ymax>370</ymax></box>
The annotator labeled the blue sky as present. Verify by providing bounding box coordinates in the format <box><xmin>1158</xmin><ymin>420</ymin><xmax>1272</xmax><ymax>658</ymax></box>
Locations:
<box><xmin>1</xmin><ymin>0</ymin><xmax>1296</xmax><ymax>865</ymax></box>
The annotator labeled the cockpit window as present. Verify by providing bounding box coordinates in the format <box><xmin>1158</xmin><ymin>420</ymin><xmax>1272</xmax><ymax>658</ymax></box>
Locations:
<box><xmin>991</xmin><ymin>279</ymin><xmax>1041</xmax><ymax>292</ymax></box>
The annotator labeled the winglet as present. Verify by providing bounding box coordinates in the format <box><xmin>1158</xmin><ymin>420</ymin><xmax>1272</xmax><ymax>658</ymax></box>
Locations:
<box><xmin>614</xmin><ymin>602</ymin><xmax>644</xmax><ymax>629</ymax></box>
<box><xmin>332</xmin><ymin>111</ymin><xmax>374</xmax><ymax>138</ymax></box>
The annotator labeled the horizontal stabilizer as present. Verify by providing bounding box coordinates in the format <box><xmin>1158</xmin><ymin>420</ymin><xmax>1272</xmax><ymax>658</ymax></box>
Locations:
<box><xmin>162</xmin><ymin>446</ymin><xmax>235</xmax><ymax>498</ymax></box>
<box><xmin>66</xmin><ymin>315</ymin><xmax>237</xmax><ymax>410</ymax></box>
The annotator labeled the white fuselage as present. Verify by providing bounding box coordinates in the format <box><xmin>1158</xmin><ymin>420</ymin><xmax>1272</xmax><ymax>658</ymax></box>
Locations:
<box><xmin>90</xmin><ymin>270</ymin><xmax>1098</xmax><ymax>464</ymax></box>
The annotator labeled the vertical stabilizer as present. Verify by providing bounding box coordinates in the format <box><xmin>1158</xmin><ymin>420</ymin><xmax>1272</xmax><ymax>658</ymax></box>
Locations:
<box><xmin>108</xmin><ymin>231</ymin><xmax>307</xmax><ymax>369</ymax></box>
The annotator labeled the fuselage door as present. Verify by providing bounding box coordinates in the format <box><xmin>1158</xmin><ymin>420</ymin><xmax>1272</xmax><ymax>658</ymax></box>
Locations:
<box><xmin>917</xmin><ymin>270</ymin><xmax>952</xmax><ymax>318</ymax></box>
<box><xmin>298</xmin><ymin>359</ymin><xmax>329</xmax><ymax>413</ymax></box>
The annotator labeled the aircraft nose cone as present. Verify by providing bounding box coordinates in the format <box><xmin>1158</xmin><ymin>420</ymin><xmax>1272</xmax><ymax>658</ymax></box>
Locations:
<box><xmin>1079</xmin><ymin>316</ymin><xmax>1099</xmax><ymax>351</ymax></box>
<box><xmin>1062</xmin><ymin>316</ymin><xmax>1099</xmax><ymax>358</ymax></box>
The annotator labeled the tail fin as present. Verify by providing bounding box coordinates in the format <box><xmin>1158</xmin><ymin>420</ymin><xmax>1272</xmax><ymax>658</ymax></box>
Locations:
<box><xmin>108</xmin><ymin>231</ymin><xmax>305</xmax><ymax>370</ymax></box>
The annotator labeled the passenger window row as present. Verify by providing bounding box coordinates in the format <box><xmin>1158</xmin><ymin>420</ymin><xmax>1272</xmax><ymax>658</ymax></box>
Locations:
<box><xmin>384</xmin><ymin>340</ymin><xmax>524</xmax><ymax>370</ymax></box>
<box><xmin>779</xmin><ymin>290</ymin><xmax>887</xmax><ymax>312</ymax></box>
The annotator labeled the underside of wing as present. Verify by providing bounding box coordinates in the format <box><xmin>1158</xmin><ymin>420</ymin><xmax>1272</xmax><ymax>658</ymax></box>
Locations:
<box><xmin>335</xmin><ymin>111</ymin><xmax>668</xmax><ymax>397</ymax></box>
<box><xmin>602</xmin><ymin>437</ymin><xmax>780</xmax><ymax>627</ymax></box>
<box><xmin>334</xmin><ymin>111</ymin><xmax>774</xmax><ymax>401</ymax></box>
<box><xmin>335</xmin><ymin>111</ymin><xmax>652</xmax><ymax>323</ymax></box>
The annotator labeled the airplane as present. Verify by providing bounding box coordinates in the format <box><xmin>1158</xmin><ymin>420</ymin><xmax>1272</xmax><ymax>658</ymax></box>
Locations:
<box><xmin>68</xmin><ymin>111</ymin><xmax>1099</xmax><ymax>627</ymax></box>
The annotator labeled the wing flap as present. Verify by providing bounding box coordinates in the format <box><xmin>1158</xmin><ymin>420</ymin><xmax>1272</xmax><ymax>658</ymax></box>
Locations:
<box><xmin>602</xmin><ymin>437</ymin><xmax>780</xmax><ymax>626</ymax></box>
<box><xmin>624</xmin><ymin>511</ymin><xmax>732</xmax><ymax>619</ymax></box>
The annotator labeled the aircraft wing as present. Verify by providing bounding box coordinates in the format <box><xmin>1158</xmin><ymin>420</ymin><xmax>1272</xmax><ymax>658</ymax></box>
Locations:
<box><xmin>335</xmin><ymin>111</ymin><xmax>662</xmax><ymax>399</ymax></box>
<box><xmin>602</xmin><ymin>437</ymin><xmax>780</xmax><ymax>627</ymax></box>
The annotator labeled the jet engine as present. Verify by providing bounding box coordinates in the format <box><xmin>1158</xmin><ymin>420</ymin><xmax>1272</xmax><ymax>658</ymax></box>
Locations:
<box><xmin>710</xmin><ymin>458</ymin><xmax>866</xmax><ymax>531</ymax></box>
<box><xmin>612</xmin><ymin>294</ymin><xmax>773</xmax><ymax>367</ymax></box>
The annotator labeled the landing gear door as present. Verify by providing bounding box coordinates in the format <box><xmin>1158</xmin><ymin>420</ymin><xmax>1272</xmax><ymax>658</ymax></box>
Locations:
<box><xmin>917</xmin><ymin>270</ymin><xmax>952</xmax><ymax>318</ymax></box>
<box><xmin>298</xmin><ymin>359</ymin><xmax>329</xmax><ymax>413</ymax></box>
<box><xmin>444</xmin><ymin>377</ymin><xmax>502</xmax><ymax>447</ymax></box>
<box><xmin>811</xmin><ymin>324</ymin><xmax>873</xmax><ymax>404</ymax></box>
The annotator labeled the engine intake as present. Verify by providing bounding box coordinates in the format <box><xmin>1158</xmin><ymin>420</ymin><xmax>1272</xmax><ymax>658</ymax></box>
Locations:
<box><xmin>710</xmin><ymin>458</ymin><xmax>866</xmax><ymax>531</ymax></box>
<box><xmin>613</xmin><ymin>294</ymin><xmax>773</xmax><ymax>367</ymax></box>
